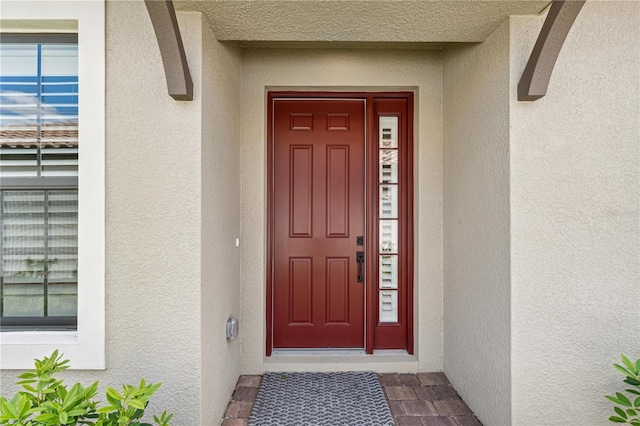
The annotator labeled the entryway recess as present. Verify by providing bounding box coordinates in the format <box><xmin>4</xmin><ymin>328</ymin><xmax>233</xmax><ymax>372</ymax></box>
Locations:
<box><xmin>266</xmin><ymin>92</ymin><xmax>414</xmax><ymax>355</ymax></box>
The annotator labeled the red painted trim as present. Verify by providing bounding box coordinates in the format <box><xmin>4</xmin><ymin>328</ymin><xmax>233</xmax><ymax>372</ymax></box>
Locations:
<box><xmin>270</xmin><ymin>91</ymin><xmax>409</xmax><ymax>99</ymax></box>
<box><xmin>406</xmin><ymin>93</ymin><xmax>415</xmax><ymax>355</ymax></box>
<box><xmin>266</xmin><ymin>91</ymin><xmax>415</xmax><ymax>356</ymax></box>
<box><xmin>266</xmin><ymin>93</ymin><xmax>275</xmax><ymax>357</ymax></box>
<box><xmin>365</xmin><ymin>95</ymin><xmax>376</xmax><ymax>354</ymax></box>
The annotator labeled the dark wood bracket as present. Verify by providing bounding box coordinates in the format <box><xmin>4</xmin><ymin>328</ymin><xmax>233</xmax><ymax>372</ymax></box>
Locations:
<box><xmin>144</xmin><ymin>0</ymin><xmax>194</xmax><ymax>101</ymax></box>
<box><xmin>518</xmin><ymin>0</ymin><xmax>585</xmax><ymax>101</ymax></box>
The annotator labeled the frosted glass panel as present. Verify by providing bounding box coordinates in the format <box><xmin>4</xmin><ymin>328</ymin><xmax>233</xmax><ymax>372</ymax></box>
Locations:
<box><xmin>379</xmin><ymin>117</ymin><xmax>398</xmax><ymax>148</ymax></box>
<box><xmin>1</xmin><ymin>42</ymin><xmax>78</xmax><ymax>179</ymax></box>
<box><xmin>379</xmin><ymin>220</ymin><xmax>398</xmax><ymax>254</ymax></box>
<box><xmin>1</xmin><ymin>190</ymin><xmax>78</xmax><ymax>319</ymax></box>
<box><xmin>379</xmin><ymin>185</ymin><xmax>398</xmax><ymax>218</ymax></box>
<box><xmin>0</xmin><ymin>44</ymin><xmax>37</xmax><ymax>76</ymax></box>
<box><xmin>379</xmin><ymin>150</ymin><xmax>398</xmax><ymax>183</ymax></box>
<box><xmin>379</xmin><ymin>255</ymin><xmax>398</xmax><ymax>289</ymax></box>
<box><xmin>48</xmin><ymin>283</ymin><xmax>78</xmax><ymax>316</ymax></box>
<box><xmin>47</xmin><ymin>191</ymin><xmax>79</xmax><ymax>288</ymax></box>
<box><xmin>0</xmin><ymin>148</ymin><xmax>39</xmax><ymax>178</ymax></box>
<box><xmin>0</xmin><ymin>44</ymin><xmax>38</xmax><ymax>130</ymax></box>
<box><xmin>41</xmin><ymin>147</ymin><xmax>79</xmax><ymax>177</ymax></box>
<box><xmin>376</xmin><ymin>115</ymin><xmax>403</xmax><ymax>326</ymax></box>
<box><xmin>3</xmin><ymin>284</ymin><xmax>44</xmax><ymax>316</ymax></box>
<box><xmin>379</xmin><ymin>290</ymin><xmax>398</xmax><ymax>323</ymax></box>
<box><xmin>41</xmin><ymin>45</ymin><xmax>78</xmax><ymax>76</ymax></box>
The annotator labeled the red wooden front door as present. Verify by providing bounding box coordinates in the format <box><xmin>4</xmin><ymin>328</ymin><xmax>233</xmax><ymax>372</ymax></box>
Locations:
<box><xmin>272</xmin><ymin>99</ymin><xmax>365</xmax><ymax>348</ymax></box>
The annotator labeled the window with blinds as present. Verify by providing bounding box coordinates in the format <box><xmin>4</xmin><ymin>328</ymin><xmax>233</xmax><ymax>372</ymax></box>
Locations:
<box><xmin>0</xmin><ymin>35</ymin><xmax>78</xmax><ymax>329</ymax></box>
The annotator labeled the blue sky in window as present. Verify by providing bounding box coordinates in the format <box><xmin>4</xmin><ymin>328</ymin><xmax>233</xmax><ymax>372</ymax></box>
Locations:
<box><xmin>0</xmin><ymin>44</ymin><xmax>78</xmax><ymax>126</ymax></box>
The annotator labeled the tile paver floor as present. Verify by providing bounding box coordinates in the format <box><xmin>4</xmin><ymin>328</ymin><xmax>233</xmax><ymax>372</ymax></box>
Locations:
<box><xmin>222</xmin><ymin>373</ymin><xmax>482</xmax><ymax>426</ymax></box>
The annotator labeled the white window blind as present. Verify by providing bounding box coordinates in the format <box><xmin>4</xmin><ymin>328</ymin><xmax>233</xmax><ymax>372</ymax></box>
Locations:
<box><xmin>0</xmin><ymin>43</ymin><xmax>78</xmax><ymax>179</ymax></box>
<box><xmin>1</xmin><ymin>190</ymin><xmax>78</xmax><ymax>321</ymax></box>
<box><xmin>0</xmin><ymin>36</ymin><xmax>78</xmax><ymax>329</ymax></box>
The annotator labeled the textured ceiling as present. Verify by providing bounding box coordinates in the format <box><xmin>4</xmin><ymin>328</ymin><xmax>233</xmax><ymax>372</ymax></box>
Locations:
<box><xmin>174</xmin><ymin>0</ymin><xmax>549</xmax><ymax>43</ymax></box>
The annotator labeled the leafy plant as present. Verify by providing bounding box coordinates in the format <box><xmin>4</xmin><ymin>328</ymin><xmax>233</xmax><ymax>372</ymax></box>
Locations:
<box><xmin>96</xmin><ymin>381</ymin><xmax>173</xmax><ymax>426</ymax></box>
<box><xmin>606</xmin><ymin>354</ymin><xmax>640</xmax><ymax>425</ymax></box>
<box><xmin>0</xmin><ymin>350</ymin><xmax>172</xmax><ymax>426</ymax></box>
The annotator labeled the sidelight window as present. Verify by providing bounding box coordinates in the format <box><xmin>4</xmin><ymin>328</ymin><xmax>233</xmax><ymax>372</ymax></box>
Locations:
<box><xmin>377</xmin><ymin>116</ymin><xmax>399</xmax><ymax>323</ymax></box>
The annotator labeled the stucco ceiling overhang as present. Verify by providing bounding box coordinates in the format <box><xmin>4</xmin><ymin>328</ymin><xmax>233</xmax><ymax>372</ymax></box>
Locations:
<box><xmin>151</xmin><ymin>0</ymin><xmax>582</xmax><ymax>102</ymax></box>
<box><xmin>174</xmin><ymin>0</ymin><xmax>551</xmax><ymax>43</ymax></box>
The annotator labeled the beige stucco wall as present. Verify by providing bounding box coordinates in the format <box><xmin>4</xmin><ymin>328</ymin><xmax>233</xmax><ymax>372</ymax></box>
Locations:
<box><xmin>441</xmin><ymin>4</ymin><xmax>640</xmax><ymax>423</ymax></box>
<box><xmin>3</xmin><ymin>2</ymin><xmax>637</xmax><ymax>424</ymax></box>
<box><xmin>101</xmin><ymin>6</ymin><xmax>243</xmax><ymax>424</ymax></box>
<box><xmin>1</xmin><ymin>5</ymin><xmax>243</xmax><ymax>425</ymax></box>
<box><xmin>510</xmin><ymin>2</ymin><xmax>640</xmax><ymax>424</ymax></box>
<box><xmin>81</xmin><ymin>5</ymin><xmax>202</xmax><ymax>424</ymax></box>
<box><xmin>442</xmin><ymin>20</ymin><xmax>511</xmax><ymax>426</ymax></box>
<box><xmin>239</xmin><ymin>48</ymin><xmax>444</xmax><ymax>373</ymax></box>
<box><xmin>200</xmin><ymin>16</ymin><xmax>243</xmax><ymax>426</ymax></box>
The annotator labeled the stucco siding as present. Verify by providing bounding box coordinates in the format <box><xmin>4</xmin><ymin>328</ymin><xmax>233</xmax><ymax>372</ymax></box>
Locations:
<box><xmin>200</xmin><ymin>16</ymin><xmax>243</xmax><ymax>426</ymax></box>
<box><xmin>442</xmin><ymin>20</ymin><xmax>512</xmax><ymax>426</ymax></box>
<box><xmin>239</xmin><ymin>48</ymin><xmax>443</xmax><ymax>373</ymax></box>
<box><xmin>176</xmin><ymin>0</ymin><xmax>548</xmax><ymax>43</ymax></box>
<box><xmin>510</xmin><ymin>2</ymin><xmax>640</xmax><ymax>423</ymax></box>
<box><xmin>100</xmin><ymin>5</ymin><xmax>203</xmax><ymax>424</ymax></box>
<box><xmin>0</xmin><ymin>4</ymin><xmax>203</xmax><ymax>424</ymax></box>
<box><xmin>2</xmin><ymin>2</ymin><xmax>638</xmax><ymax>424</ymax></box>
<box><xmin>0</xmin><ymin>6</ymin><xmax>244</xmax><ymax>424</ymax></box>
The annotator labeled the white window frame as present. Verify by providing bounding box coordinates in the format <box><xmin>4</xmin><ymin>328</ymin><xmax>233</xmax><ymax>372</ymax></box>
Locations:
<box><xmin>0</xmin><ymin>1</ymin><xmax>105</xmax><ymax>369</ymax></box>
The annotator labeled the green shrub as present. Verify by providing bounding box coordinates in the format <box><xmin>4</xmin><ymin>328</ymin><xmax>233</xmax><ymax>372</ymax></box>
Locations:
<box><xmin>606</xmin><ymin>354</ymin><xmax>640</xmax><ymax>425</ymax></box>
<box><xmin>0</xmin><ymin>350</ymin><xmax>173</xmax><ymax>426</ymax></box>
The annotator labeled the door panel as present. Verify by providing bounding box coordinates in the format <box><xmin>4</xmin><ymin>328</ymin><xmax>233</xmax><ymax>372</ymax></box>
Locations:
<box><xmin>326</xmin><ymin>257</ymin><xmax>349</xmax><ymax>324</ymax></box>
<box><xmin>326</xmin><ymin>145</ymin><xmax>350</xmax><ymax>237</ymax></box>
<box><xmin>289</xmin><ymin>257</ymin><xmax>312</xmax><ymax>324</ymax></box>
<box><xmin>290</xmin><ymin>146</ymin><xmax>313</xmax><ymax>237</ymax></box>
<box><xmin>273</xmin><ymin>99</ymin><xmax>365</xmax><ymax>348</ymax></box>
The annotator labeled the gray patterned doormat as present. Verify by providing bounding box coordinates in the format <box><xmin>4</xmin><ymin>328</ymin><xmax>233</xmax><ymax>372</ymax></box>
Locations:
<box><xmin>248</xmin><ymin>371</ymin><xmax>394</xmax><ymax>426</ymax></box>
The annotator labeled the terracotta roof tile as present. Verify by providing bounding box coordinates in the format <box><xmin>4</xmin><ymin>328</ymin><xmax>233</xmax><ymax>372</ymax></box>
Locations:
<box><xmin>0</xmin><ymin>123</ymin><xmax>78</xmax><ymax>148</ymax></box>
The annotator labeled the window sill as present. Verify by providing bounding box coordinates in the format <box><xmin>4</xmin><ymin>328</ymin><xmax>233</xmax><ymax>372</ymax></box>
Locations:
<box><xmin>0</xmin><ymin>330</ymin><xmax>77</xmax><ymax>345</ymax></box>
<box><xmin>1</xmin><ymin>330</ymin><xmax>104</xmax><ymax>370</ymax></box>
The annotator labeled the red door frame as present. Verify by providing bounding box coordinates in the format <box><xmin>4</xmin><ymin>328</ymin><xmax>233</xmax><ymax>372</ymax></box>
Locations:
<box><xmin>266</xmin><ymin>91</ymin><xmax>414</xmax><ymax>355</ymax></box>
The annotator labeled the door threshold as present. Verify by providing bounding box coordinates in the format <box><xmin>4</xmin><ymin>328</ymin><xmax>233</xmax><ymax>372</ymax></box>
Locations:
<box><xmin>264</xmin><ymin>351</ymin><xmax>418</xmax><ymax>373</ymax></box>
<box><xmin>272</xmin><ymin>348</ymin><xmax>366</xmax><ymax>356</ymax></box>
<box><xmin>373</xmin><ymin>349</ymin><xmax>410</xmax><ymax>355</ymax></box>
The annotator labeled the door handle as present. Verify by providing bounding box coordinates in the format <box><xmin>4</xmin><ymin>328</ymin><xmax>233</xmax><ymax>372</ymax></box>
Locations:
<box><xmin>356</xmin><ymin>251</ymin><xmax>364</xmax><ymax>282</ymax></box>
